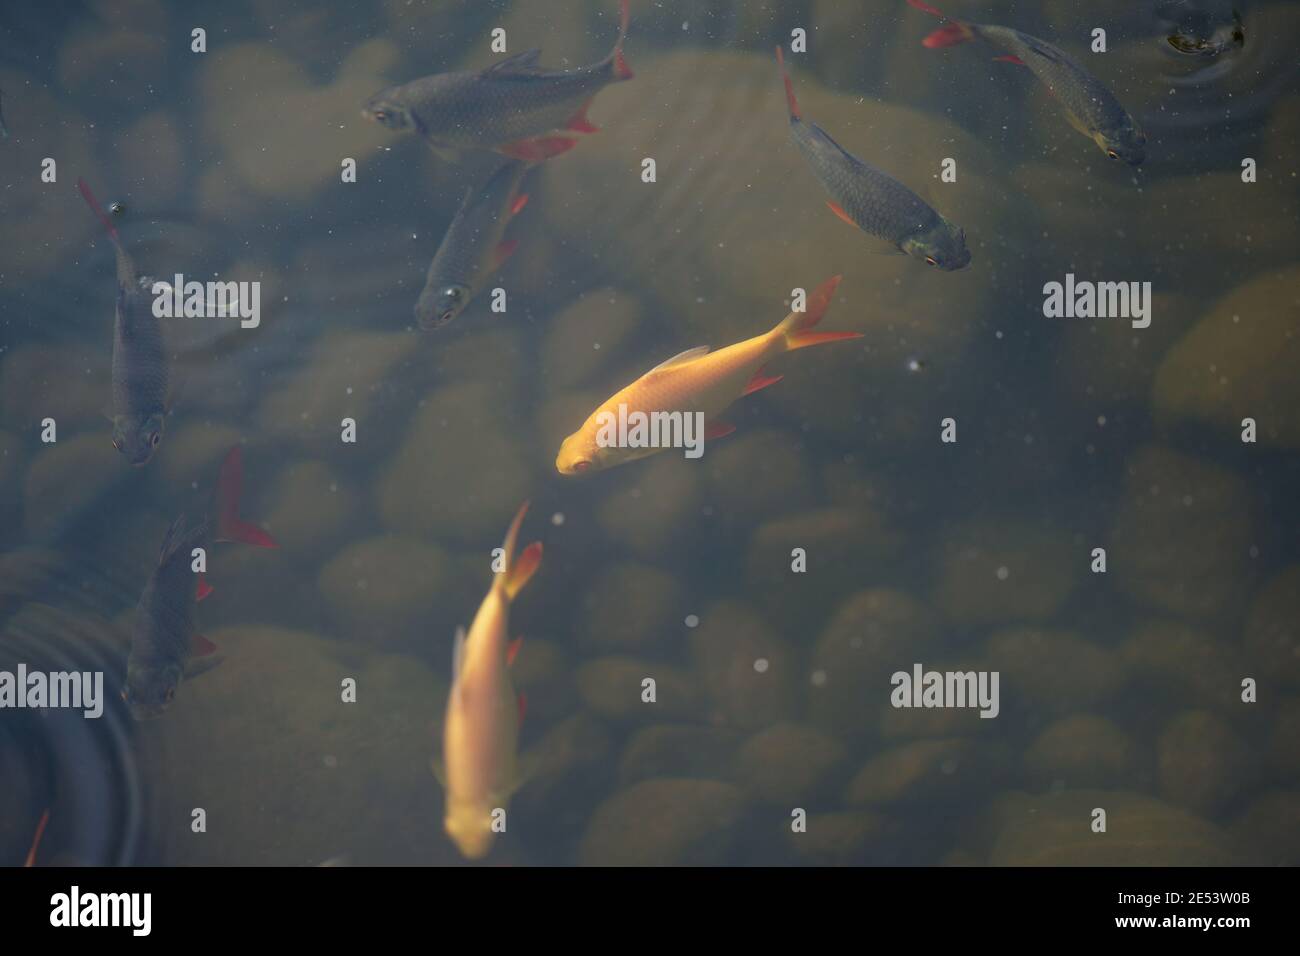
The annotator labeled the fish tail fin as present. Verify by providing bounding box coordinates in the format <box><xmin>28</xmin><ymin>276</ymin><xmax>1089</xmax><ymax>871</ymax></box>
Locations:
<box><xmin>610</xmin><ymin>0</ymin><xmax>633</xmax><ymax>80</ymax></box>
<box><xmin>214</xmin><ymin>446</ymin><xmax>279</xmax><ymax>549</ymax></box>
<box><xmin>906</xmin><ymin>0</ymin><xmax>976</xmax><ymax>47</ymax></box>
<box><xmin>498</xmin><ymin>501</ymin><xmax>542</xmax><ymax>602</ymax></box>
<box><xmin>777</xmin><ymin>275</ymin><xmax>861</xmax><ymax>351</ymax></box>
<box><xmin>775</xmin><ymin>46</ymin><xmax>801</xmax><ymax>121</ymax></box>
<box><xmin>25</xmin><ymin>809</ymin><xmax>49</xmax><ymax>867</ymax></box>
<box><xmin>76</xmin><ymin>178</ymin><xmax>121</xmax><ymax>244</ymax></box>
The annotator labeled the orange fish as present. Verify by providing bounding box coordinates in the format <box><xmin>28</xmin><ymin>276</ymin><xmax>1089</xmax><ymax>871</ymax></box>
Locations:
<box><xmin>434</xmin><ymin>502</ymin><xmax>542</xmax><ymax>860</ymax></box>
<box><xmin>556</xmin><ymin>276</ymin><xmax>860</xmax><ymax>474</ymax></box>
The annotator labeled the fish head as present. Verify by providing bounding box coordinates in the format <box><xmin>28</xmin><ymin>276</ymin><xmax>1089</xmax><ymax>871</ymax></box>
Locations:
<box><xmin>361</xmin><ymin>90</ymin><xmax>417</xmax><ymax>131</ymax></box>
<box><xmin>1097</xmin><ymin>125</ymin><xmax>1147</xmax><ymax>166</ymax></box>
<box><xmin>902</xmin><ymin>221</ymin><xmax>972</xmax><ymax>272</ymax></box>
<box><xmin>112</xmin><ymin>412</ymin><xmax>166</xmax><ymax>466</ymax></box>
<box><xmin>555</xmin><ymin>430</ymin><xmax>606</xmax><ymax>476</ymax></box>
<box><xmin>122</xmin><ymin>661</ymin><xmax>183</xmax><ymax>720</ymax></box>
<box><xmin>444</xmin><ymin>799</ymin><xmax>496</xmax><ymax>859</ymax></box>
<box><xmin>415</xmin><ymin>282</ymin><xmax>472</xmax><ymax>330</ymax></box>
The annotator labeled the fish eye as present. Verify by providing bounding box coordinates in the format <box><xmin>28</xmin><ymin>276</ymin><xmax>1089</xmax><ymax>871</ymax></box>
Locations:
<box><xmin>150</xmin><ymin>432</ymin><xmax>161</xmax><ymax>447</ymax></box>
<box><xmin>440</xmin><ymin>310</ymin><xmax>456</xmax><ymax>324</ymax></box>
<box><xmin>120</xmin><ymin>688</ymin><xmax>129</xmax><ymax>702</ymax></box>
<box><xmin>112</xmin><ymin>437</ymin><xmax>122</xmax><ymax>451</ymax></box>
<box><xmin>374</xmin><ymin>110</ymin><xmax>388</xmax><ymax>121</ymax></box>
<box><xmin>925</xmin><ymin>256</ymin><xmax>939</xmax><ymax>267</ymax></box>
<box><xmin>573</xmin><ymin>460</ymin><xmax>590</xmax><ymax>473</ymax></box>
<box><xmin>1107</xmin><ymin>150</ymin><xmax>1119</xmax><ymax>159</ymax></box>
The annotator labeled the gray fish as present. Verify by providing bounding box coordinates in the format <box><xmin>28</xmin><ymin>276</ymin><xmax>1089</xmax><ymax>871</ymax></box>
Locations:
<box><xmin>77</xmin><ymin>179</ymin><xmax>169</xmax><ymax>466</ymax></box>
<box><xmin>123</xmin><ymin>446</ymin><xmax>278</xmax><ymax>720</ymax></box>
<box><xmin>909</xmin><ymin>0</ymin><xmax>1147</xmax><ymax>165</ymax></box>
<box><xmin>415</xmin><ymin>159</ymin><xmax>531</xmax><ymax>330</ymax></box>
<box><xmin>776</xmin><ymin>47</ymin><xmax>970</xmax><ymax>271</ymax></box>
<box><xmin>362</xmin><ymin>0</ymin><xmax>633</xmax><ymax>163</ymax></box>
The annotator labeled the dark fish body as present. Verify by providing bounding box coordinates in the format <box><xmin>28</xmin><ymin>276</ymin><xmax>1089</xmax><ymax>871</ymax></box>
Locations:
<box><xmin>124</xmin><ymin>516</ymin><xmax>207</xmax><ymax>720</ymax></box>
<box><xmin>363</xmin><ymin>0</ymin><xmax>632</xmax><ymax>161</ymax></box>
<box><xmin>122</xmin><ymin>447</ymin><xmax>279</xmax><ymax>720</ymax></box>
<box><xmin>776</xmin><ymin>48</ymin><xmax>970</xmax><ymax>271</ymax></box>
<box><xmin>909</xmin><ymin>0</ymin><xmax>1146</xmax><ymax>164</ymax></box>
<box><xmin>416</xmin><ymin>160</ymin><xmax>531</xmax><ymax>329</ymax></box>
<box><xmin>78</xmin><ymin>179</ymin><xmax>170</xmax><ymax>465</ymax></box>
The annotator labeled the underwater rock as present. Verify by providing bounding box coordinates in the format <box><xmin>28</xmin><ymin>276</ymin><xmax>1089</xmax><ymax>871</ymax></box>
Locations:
<box><xmin>317</xmin><ymin>535</ymin><xmax>460</xmax><ymax>651</ymax></box>
<box><xmin>1266</xmin><ymin>697</ymin><xmax>1300</xmax><ymax>782</ymax></box>
<box><xmin>594</xmin><ymin>453</ymin><xmax>703</xmax><ymax>560</ymax></box>
<box><xmin>808</xmin><ymin>588</ymin><xmax>941</xmax><ymax>740</ymax></box>
<box><xmin>985</xmin><ymin>628</ymin><xmax>1126</xmax><ymax>717</ymax></box>
<box><xmin>1153</xmin><ymin>265</ymin><xmax>1300</xmax><ymax>447</ymax></box>
<box><xmin>934</xmin><ymin>518</ymin><xmax>1077</xmax><ymax>626</ymax></box>
<box><xmin>0</xmin><ymin>345</ymin><xmax>105</xmax><ymax>432</ymax></box>
<box><xmin>1157</xmin><ymin>710</ymin><xmax>1253</xmax><ymax>817</ymax></box>
<box><xmin>510</xmin><ymin>713</ymin><xmax>616</xmax><ymax>848</ymax></box>
<box><xmin>688</xmin><ymin>601</ymin><xmax>799</xmax><ymax>730</ymax></box>
<box><xmin>579</xmin><ymin>562</ymin><xmax>683</xmax><ymax>650</ymax></box>
<box><xmin>1229</xmin><ymin>790</ymin><xmax>1300</xmax><ymax>866</ymax></box>
<box><xmin>731</xmin><ymin>722</ymin><xmax>847</xmax><ymax>806</ymax></box>
<box><xmin>197</xmin><ymin>38</ymin><xmax>400</xmax><ymax>199</ymax></box>
<box><xmin>376</xmin><ymin>380</ymin><xmax>536</xmax><ymax>543</ymax></box>
<box><xmin>701</xmin><ymin>429</ymin><xmax>815</xmax><ymax>530</ymax></box>
<box><xmin>1121</xmin><ymin>619</ymin><xmax>1246</xmax><ymax>715</ymax></box>
<box><xmin>0</xmin><ymin>432</ymin><xmax>25</xmax><ymax>543</ymax></box>
<box><xmin>575</xmin><ymin>656</ymin><xmax>701</xmax><ymax>722</ymax></box>
<box><xmin>618</xmin><ymin>723</ymin><xmax>743</xmax><ymax>787</ymax></box>
<box><xmin>541</xmin><ymin>287</ymin><xmax>644</xmax><ymax>392</ymax></box>
<box><xmin>986</xmin><ymin>789</ymin><xmax>1244</xmax><ymax>866</ymax></box>
<box><xmin>262</xmin><ymin>459</ymin><xmax>358</xmax><ymax>556</ymax></box>
<box><xmin>1243</xmin><ymin>566</ymin><xmax>1300</xmax><ymax>690</ymax></box>
<box><xmin>1023</xmin><ymin>714</ymin><xmax>1141</xmax><ymax>790</ymax></box>
<box><xmin>781</xmin><ymin>809</ymin><xmax>905</xmax><ymax>867</ymax></box>
<box><xmin>845</xmin><ymin>738</ymin><xmax>1008</xmax><ymax>808</ymax></box>
<box><xmin>578</xmin><ymin>778</ymin><xmax>747</xmax><ymax>866</ymax></box>
<box><xmin>747</xmin><ymin>506</ymin><xmax>903</xmax><ymax>634</ymax></box>
<box><xmin>1108</xmin><ymin>444</ymin><xmax>1254</xmax><ymax>619</ymax></box>
<box><xmin>58</xmin><ymin>14</ymin><xmax>169</xmax><ymax>105</ymax></box>
<box><xmin>22</xmin><ymin>434</ymin><xmax>130</xmax><ymax>542</ymax></box>
<box><xmin>256</xmin><ymin>330</ymin><xmax>416</xmax><ymax>459</ymax></box>
<box><xmin>510</xmin><ymin>637</ymin><xmax>572</xmax><ymax>725</ymax></box>
<box><xmin>140</xmin><ymin>625</ymin><xmax>459</xmax><ymax>865</ymax></box>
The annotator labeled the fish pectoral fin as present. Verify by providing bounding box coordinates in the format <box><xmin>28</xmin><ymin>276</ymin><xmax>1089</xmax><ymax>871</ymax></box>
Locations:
<box><xmin>506</xmin><ymin>635</ymin><xmax>523</xmax><ymax>667</ymax></box>
<box><xmin>191</xmin><ymin>632</ymin><xmax>219</xmax><ymax>657</ymax></box>
<box><xmin>992</xmin><ymin>54</ymin><xmax>1027</xmax><ymax>66</ymax></box>
<box><xmin>826</xmin><ymin>201</ymin><xmax>859</xmax><ymax>228</ymax></box>
<box><xmin>196</xmin><ymin>574</ymin><xmax>214</xmax><ymax>603</ymax></box>
<box><xmin>430</xmin><ymin>754</ymin><xmax>447</xmax><ymax>787</ymax></box>
<box><xmin>183</xmin><ymin>653</ymin><xmax>223</xmax><ymax>681</ymax></box>
<box><xmin>497</xmin><ymin>136</ymin><xmax>577</xmax><ymax>162</ymax></box>
<box><xmin>704</xmin><ymin>419</ymin><xmax>737</xmax><ymax>441</ymax></box>
<box><xmin>491</xmin><ymin>237</ymin><xmax>520</xmax><ymax>271</ymax></box>
<box><xmin>742</xmin><ymin>366</ymin><xmax>784</xmax><ymax>396</ymax></box>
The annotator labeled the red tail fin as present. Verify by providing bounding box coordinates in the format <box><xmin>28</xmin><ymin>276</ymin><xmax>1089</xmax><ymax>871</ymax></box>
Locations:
<box><xmin>906</xmin><ymin>0</ymin><xmax>976</xmax><ymax>47</ymax></box>
<box><xmin>779</xmin><ymin>275</ymin><xmax>863</xmax><ymax>351</ymax></box>
<box><xmin>612</xmin><ymin>0</ymin><xmax>633</xmax><ymax>80</ymax></box>
<box><xmin>77</xmin><ymin>178</ymin><xmax>121</xmax><ymax>243</ymax></box>
<box><xmin>907</xmin><ymin>0</ymin><xmax>946</xmax><ymax>17</ymax></box>
<box><xmin>775</xmin><ymin>46</ymin><xmax>801</xmax><ymax>121</ymax></box>
<box><xmin>25</xmin><ymin>809</ymin><xmax>49</xmax><ymax>867</ymax></box>
<box><xmin>215</xmin><ymin>446</ymin><xmax>279</xmax><ymax>548</ymax></box>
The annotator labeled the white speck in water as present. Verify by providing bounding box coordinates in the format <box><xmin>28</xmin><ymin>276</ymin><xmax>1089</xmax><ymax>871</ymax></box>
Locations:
<box><xmin>329</xmin><ymin>483</ymin><xmax>338</xmax><ymax>493</ymax></box>
<box><xmin>753</xmin><ymin>658</ymin><xmax>769</xmax><ymax>674</ymax></box>
<box><xmin>810</xmin><ymin>670</ymin><xmax>827</xmax><ymax>687</ymax></box>
<box><xmin>996</xmin><ymin>566</ymin><xmax>1010</xmax><ymax>581</ymax></box>
<box><xmin>323</xmin><ymin>755</ymin><xmax>338</xmax><ymax>769</ymax></box>
<box><xmin>685</xmin><ymin>614</ymin><xmax>699</xmax><ymax>628</ymax></box>
<box><xmin>682</xmin><ymin>21</ymin><xmax>689</xmax><ymax>31</ymax></box>
<box><xmin>551</xmin><ymin>512</ymin><xmax>565</xmax><ymax>526</ymax></box>
<box><xmin>1097</xmin><ymin>415</ymin><xmax>1107</xmax><ymax>426</ymax></box>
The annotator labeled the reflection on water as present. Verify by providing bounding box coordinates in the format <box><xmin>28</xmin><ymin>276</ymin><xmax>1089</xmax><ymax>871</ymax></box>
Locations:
<box><xmin>1</xmin><ymin>0</ymin><xmax>1298</xmax><ymax>866</ymax></box>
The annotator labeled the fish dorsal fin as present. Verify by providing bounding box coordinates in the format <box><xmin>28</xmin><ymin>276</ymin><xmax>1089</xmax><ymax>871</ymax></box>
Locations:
<box><xmin>483</xmin><ymin>48</ymin><xmax>544</xmax><ymax>76</ymax></box>
<box><xmin>1018</xmin><ymin>33</ymin><xmax>1064</xmax><ymax>64</ymax></box>
<box><xmin>451</xmin><ymin>626</ymin><xmax>468</xmax><ymax>681</ymax></box>
<box><xmin>646</xmin><ymin>346</ymin><xmax>709</xmax><ymax>376</ymax></box>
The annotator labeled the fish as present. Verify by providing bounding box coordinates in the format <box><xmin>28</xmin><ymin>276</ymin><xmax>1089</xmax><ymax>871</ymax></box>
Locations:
<box><xmin>415</xmin><ymin>160</ymin><xmax>531</xmax><ymax>330</ymax></box>
<box><xmin>362</xmin><ymin>0</ymin><xmax>633</xmax><ymax>162</ymax></box>
<box><xmin>775</xmin><ymin>47</ymin><xmax>971</xmax><ymax>271</ymax></box>
<box><xmin>556</xmin><ymin>275</ymin><xmax>862</xmax><ymax>474</ymax></box>
<box><xmin>1156</xmin><ymin>0</ymin><xmax>1244</xmax><ymax>57</ymax></box>
<box><xmin>907</xmin><ymin>0</ymin><xmax>1147</xmax><ymax>165</ymax></box>
<box><xmin>434</xmin><ymin>501</ymin><xmax>543</xmax><ymax>860</ymax></box>
<box><xmin>24</xmin><ymin>809</ymin><xmax>49</xmax><ymax>867</ymax></box>
<box><xmin>77</xmin><ymin>178</ymin><xmax>171</xmax><ymax>466</ymax></box>
<box><xmin>123</xmin><ymin>446</ymin><xmax>278</xmax><ymax>721</ymax></box>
